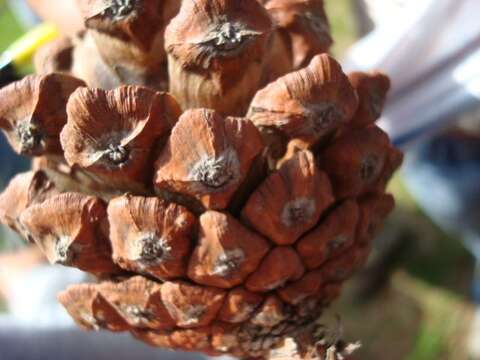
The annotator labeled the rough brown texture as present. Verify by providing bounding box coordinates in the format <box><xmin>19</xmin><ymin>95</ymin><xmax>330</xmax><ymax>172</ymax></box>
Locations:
<box><xmin>242</xmin><ymin>150</ymin><xmax>334</xmax><ymax>245</ymax></box>
<box><xmin>357</xmin><ymin>193</ymin><xmax>395</xmax><ymax>245</ymax></box>
<box><xmin>297</xmin><ymin>200</ymin><xmax>359</xmax><ymax>269</ymax></box>
<box><xmin>31</xmin><ymin>156</ymin><xmax>104</xmax><ymax>196</ymax></box>
<box><xmin>318</xmin><ymin>126</ymin><xmax>391</xmax><ymax>199</ymax></box>
<box><xmin>0</xmin><ymin>74</ymin><xmax>85</xmax><ymax>156</ymax></box>
<box><xmin>98</xmin><ymin>276</ymin><xmax>176</xmax><ymax>330</ymax></box>
<box><xmin>248</xmin><ymin>54</ymin><xmax>358</xmax><ymax>150</ymax></box>
<box><xmin>58</xmin><ymin>283</ymin><xmax>129</xmax><ymax>332</ymax></box>
<box><xmin>246</xmin><ymin>247</ymin><xmax>305</xmax><ymax>292</ymax></box>
<box><xmin>277</xmin><ymin>268</ymin><xmax>324</xmax><ymax>305</ymax></box>
<box><xmin>62</xmin><ymin>86</ymin><xmax>181</xmax><ymax>193</ymax></box>
<box><xmin>263</xmin><ymin>0</ymin><xmax>333</xmax><ymax>69</ymax></box>
<box><xmin>218</xmin><ymin>287</ymin><xmax>264</xmax><ymax>323</ymax></box>
<box><xmin>0</xmin><ymin>0</ymin><xmax>401</xmax><ymax>358</ymax></box>
<box><xmin>348</xmin><ymin>71</ymin><xmax>391</xmax><ymax>128</ymax></box>
<box><xmin>0</xmin><ymin>171</ymin><xmax>59</xmax><ymax>239</ymax></box>
<box><xmin>76</xmin><ymin>0</ymin><xmax>180</xmax><ymax>87</ymax></box>
<box><xmin>153</xmin><ymin>109</ymin><xmax>264</xmax><ymax>210</ymax></box>
<box><xmin>188</xmin><ymin>211</ymin><xmax>270</xmax><ymax>288</ymax></box>
<box><xmin>160</xmin><ymin>281</ymin><xmax>226</xmax><ymax>328</ymax></box>
<box><xmin>20</xmin><ymin>193</ymin><xmax>118</xmax><ymax>275</ymax></box>
<box><xmin>165</xmin><ymin>0</ymin><xmax>273</xmax><ymax>115</ymax></box>
<box><xmin>108</xmin><ymin>195</ymin><xmax>196</xmax><ymax>280</ymax></box>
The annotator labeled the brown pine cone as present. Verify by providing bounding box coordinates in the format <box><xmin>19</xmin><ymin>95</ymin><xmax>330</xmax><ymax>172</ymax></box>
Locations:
<box><xmin>0</xmin><ymin>0</ymin><xmax>401</xmax><ymax>358</ymax></box>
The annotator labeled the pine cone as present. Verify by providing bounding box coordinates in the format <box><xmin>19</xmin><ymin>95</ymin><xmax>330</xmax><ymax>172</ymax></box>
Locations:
<box><xmin>0</xmin><ymin>0</ymin><xmax>402</xmax><ymax>358</ymax></box>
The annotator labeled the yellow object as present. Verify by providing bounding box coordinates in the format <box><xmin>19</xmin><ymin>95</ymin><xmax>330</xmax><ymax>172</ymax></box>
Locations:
<box><xmin>1</xmin><ymin>23</ymin><xmax>59</xmax><ymax>68</ymax></box>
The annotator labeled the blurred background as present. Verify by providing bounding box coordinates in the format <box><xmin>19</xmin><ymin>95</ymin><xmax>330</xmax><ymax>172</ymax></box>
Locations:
<box><xmin>0</xmin><ymin>0</ymin><xmax>479</xmax><ymax>359</ymax></box>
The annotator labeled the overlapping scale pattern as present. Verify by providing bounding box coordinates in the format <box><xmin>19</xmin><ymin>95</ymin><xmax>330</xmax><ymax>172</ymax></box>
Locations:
<box><xmin>0</xmin><ymin>1</ymin><xmax>402</xmax><ymax>358</ymax></box>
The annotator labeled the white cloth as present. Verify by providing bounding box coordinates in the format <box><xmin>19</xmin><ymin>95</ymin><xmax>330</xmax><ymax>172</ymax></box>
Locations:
<box><xmin>3</xmin><ymin>265</ymin><xmax>82</xmax><ymax>327</ymax></box>
<box><xmin>343</xmin><ymin>0</ymin><xmax>480</xmax><ymax>148</ymax></box>
<box><xmin>0</xmin><ymin>264</ymin><xmax>232</xmax><ymax>360</ymax></box>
